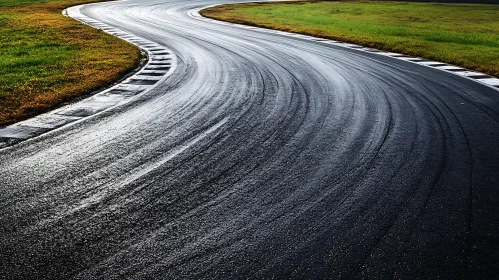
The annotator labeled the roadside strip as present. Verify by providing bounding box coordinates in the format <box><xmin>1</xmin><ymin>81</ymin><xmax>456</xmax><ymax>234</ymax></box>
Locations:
<box><xmin>0</xmin><ymin>4</ymin><xmax>176</xmax><ymax>149</ymax></box>
<box><xmin>190</xmin><ymin>5</ymin><xmax>499</xmax><ymax>91</ymax></box>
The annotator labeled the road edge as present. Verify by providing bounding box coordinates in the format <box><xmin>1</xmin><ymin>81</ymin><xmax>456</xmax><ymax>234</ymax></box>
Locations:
<box><xmin>191</xmin><ymin>4</ymin><xmax>499</xmax><ymax>92</ymax></box>
<box><xmin>0</xmin><ymin>3</ymin><xmax>177</xmax><ymax>150</ymax></box>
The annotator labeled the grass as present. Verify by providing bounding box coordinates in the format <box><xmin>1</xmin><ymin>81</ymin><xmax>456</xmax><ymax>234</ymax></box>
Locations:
<box><xmin>201</xmin><ymin>1</ymin><xmax>499</xmax><ymax>78</ymax></box>
<box><xmin>0</xmin><ymin>0</ymin><xmax>141</xmax><ymax>126</ymax></box>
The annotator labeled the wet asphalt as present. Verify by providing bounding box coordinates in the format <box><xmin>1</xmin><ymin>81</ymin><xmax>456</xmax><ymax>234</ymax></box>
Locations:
<box><xmin>0</xmin><ymin>0</ymin><xmax>498</xmax><ymax>278</ymax></box>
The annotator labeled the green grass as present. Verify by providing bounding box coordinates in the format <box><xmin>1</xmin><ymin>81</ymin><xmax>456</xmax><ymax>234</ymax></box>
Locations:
<box><xmin>0</xmin><ymin>0</ymin><xmax>49</xmax><ymax>7</ymax></box>
<box><xmin>0</xmin><ymin>0</ymin><xmax>141</xmax><ymax>126</ymax></box>
<box><xmin>201</xmin><ymin>1</ymin><xmax>499</xmax><ymax>78</ymax></box>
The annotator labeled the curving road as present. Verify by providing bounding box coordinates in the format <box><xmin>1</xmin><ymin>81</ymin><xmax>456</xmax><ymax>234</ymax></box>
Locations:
<box><xmin>1</xmin><ymin>0</ymin><xmax>498</xmax><ymax>278</ymax></box>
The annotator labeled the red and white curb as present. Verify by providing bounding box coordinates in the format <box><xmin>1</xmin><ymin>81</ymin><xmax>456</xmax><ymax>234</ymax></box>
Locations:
<box><xmin>0</xmin><ymin>4</ymin><xmax>176</xmax><ymax>149</ymax></box>
<box><xmin>189</xmin><ymin>6</ymin><xmax>499</xmax><ymax>91</ymax></box>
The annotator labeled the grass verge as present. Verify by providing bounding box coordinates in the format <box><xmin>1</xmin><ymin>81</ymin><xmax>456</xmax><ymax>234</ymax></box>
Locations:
<box><xmin>0</xmin><ymin>0</ymin><xmax>141</xmax><ymax>126</ymax></box>
<box><xmin>201</xmin><ymin>1</ymin><xmax>499</xmax><ymax>78</ymax></box>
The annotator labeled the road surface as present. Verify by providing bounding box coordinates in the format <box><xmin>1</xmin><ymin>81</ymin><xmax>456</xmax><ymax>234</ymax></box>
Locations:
<box><xmin>0</xmin><ymin>0</ymin><xmax>498</xmax><ymax>278</ymax></box>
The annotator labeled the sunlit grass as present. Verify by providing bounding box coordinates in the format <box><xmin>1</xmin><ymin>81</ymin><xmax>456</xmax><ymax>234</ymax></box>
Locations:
<box><xmin>0</xmin><ymin>0</ymin><xmax>141</xmax><ymax>126</ymax></box>
<box><xmin>201</xmin><ymin>1</ymin><xmax>499</xmax><ymax>77</ymax></box>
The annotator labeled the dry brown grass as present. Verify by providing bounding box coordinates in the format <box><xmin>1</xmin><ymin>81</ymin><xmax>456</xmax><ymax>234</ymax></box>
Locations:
<box><xmin>0</xmin><ymin>0</ymin><xmax>141</xmax><ymax>126</ymax></box>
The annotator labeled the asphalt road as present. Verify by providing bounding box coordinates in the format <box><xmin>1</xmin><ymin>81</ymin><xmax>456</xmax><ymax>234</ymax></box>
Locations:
<box><xmin>1</xmin><ymin>0</ymin><xmax>498</xmax><ymax>278</ymax></box>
